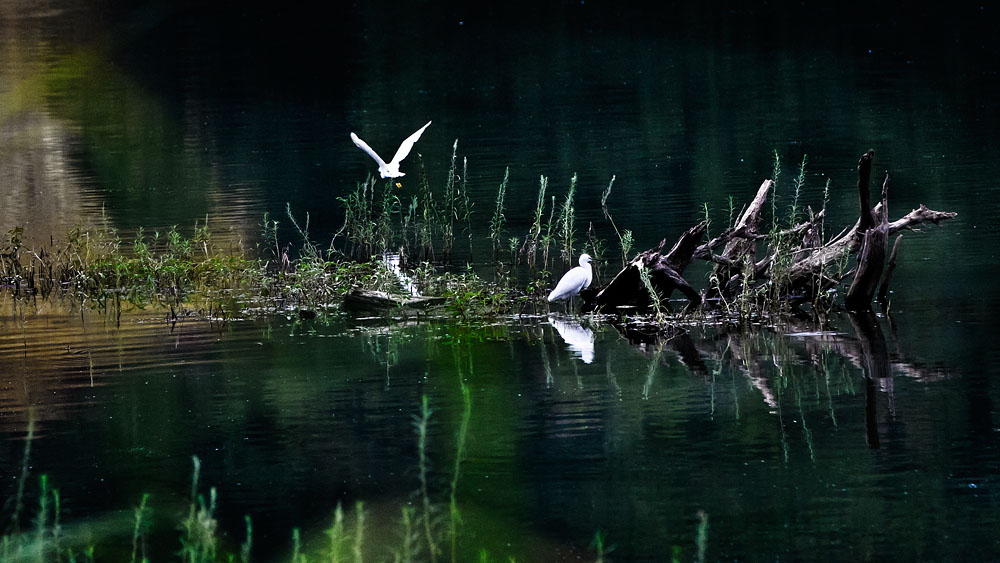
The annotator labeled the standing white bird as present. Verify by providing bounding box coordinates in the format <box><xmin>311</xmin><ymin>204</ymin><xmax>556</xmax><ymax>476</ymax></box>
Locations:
<box><xmin>350</xmin><ymin>121</ymin><xmax>432</xmax><ymax>178</ymax></box>
<box><xmin>547</xmin><ymin>254</ymin><xmax>594</xmax><ymax>305</ymax></box>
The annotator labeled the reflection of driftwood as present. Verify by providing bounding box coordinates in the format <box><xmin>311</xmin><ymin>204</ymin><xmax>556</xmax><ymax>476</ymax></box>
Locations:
<box><xmin>849</xmin><ymin>311</ymin><xmax>892</xmax><ymax>448</ymax></box>
<box><xmin>611</xmin><ymin>321</ymin><xmax>709</xmax><ymax>375</ymax></box>
<box><xmin>585</xmin><ymin>150</ymin><xmax>956</xmax><ymax>314</ymax></box>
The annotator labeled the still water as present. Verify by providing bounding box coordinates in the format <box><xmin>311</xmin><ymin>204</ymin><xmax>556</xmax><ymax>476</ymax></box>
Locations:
<box><xmin>1</xmin><ymin>304</ymin><xmax>997</xmax><ymax>561</ymax></box>
<box><xmin>1</xmin><ymin>1</ymin><xmax>999</xmax><ymax>560</ymax></box>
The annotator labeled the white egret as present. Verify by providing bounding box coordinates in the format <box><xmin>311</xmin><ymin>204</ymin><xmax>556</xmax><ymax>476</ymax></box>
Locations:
<box><xmin>547</xmin><ymin>253</ymin><xmax>594</xmax><ymax>306</ymax></box>
<box><xmin>350</xmin><ymin>121</ymin><xmax>432</xmax><ymax>178</ymax></box>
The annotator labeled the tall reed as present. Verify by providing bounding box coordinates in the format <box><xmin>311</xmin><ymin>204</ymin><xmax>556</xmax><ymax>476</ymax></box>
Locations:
<box><xmin>600</xmin><ymin>175</ymin><xmax>631</xmax><ymax>267</ymax></box>
<box><xmin>130</xmin><ymin>493</ymin><xmax>150</xmax><ymax>563</ymax></box>
<box><xmin>556</xmin><ymin>173</ymin><xmax>578</xmax><ymax>265</ymax></box>
<box><xmin>489</xmin><ymin>168</ymin><xmax>509</xmax><ymax>259</ymax></box>
<box><xmin>522</xmin><ymin>175</ymin><xmax>549</xmax><ymax>269</ymax></box>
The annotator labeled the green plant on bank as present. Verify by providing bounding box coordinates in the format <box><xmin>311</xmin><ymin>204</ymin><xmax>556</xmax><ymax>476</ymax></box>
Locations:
<box><xmin>0</xmin><ymin>149</ymin><xmax>893</xmax><ymax>325</ymax></box>
<box><xmin>433</xmin><ymin>268</ymin><xmax>515</xmax><ymax>319</ymax></box>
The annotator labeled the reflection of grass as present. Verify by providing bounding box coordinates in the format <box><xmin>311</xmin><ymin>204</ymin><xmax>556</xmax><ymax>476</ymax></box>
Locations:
<box><xmin>0</xmin><ymin>394</ymin><xmax>620</xmax><ymax>562</ymax></box>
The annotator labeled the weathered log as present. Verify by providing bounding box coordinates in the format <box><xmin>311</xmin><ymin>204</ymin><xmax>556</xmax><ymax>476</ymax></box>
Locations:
<box><xmin>779</xmin><ymin>199</ymin><xmax>955</xmax><ymax>295</ymax></box>
<box><xmin>876</xmin><ymin>235</ymin><xmax>902</xmax><ymax>303</ymax></box>
<box><xmin>848</xmin><ymin>310</ymin><xmax>892</xmax><ymax>448</ymax></box>
<box><xmin>584</xmin><ymin>222</ymin><xmax>706</xmax><ymax>312</ymax></box>
<box><xmin>590</xmin><ymin>149</ymin><xmax>956</xmax><ymax>315</ymax></box>
<box><xmin>846</xmin><ymin>173</ymin><xmax>890</xmax><ymax>311</ymax></box>
<box><xmin>344</xmin><ymin>290</ymin><xmax>446</xmax><ymax>313</ymax></box>
<box><xmin>857</xmin><ymin>149</ymin><xmax>876</xmax><ymax>230</ymax></box>
<box><xmin>702</xmin><ymin>179</ymin><xmax>772</xmax><ymax>297</ymax></box>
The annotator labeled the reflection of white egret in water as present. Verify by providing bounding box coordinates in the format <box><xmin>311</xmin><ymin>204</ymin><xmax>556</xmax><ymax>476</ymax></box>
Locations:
<box><xmin>549</xmin><ymin>314</ymin><xmax>595</xmax><ymax>364</ymax></box>
<box><xmin>383</xmin><ymin>254</ymin><xmax>419</xmax><ymax>296</ymax></box>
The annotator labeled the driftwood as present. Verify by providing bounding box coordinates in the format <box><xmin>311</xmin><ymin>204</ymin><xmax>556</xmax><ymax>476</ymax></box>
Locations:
<box><xmin>877</xmin><ymin>235</ymin><xmax>903</xmax><ymax>303</ymax></box>
<box><xmin>344</xmin><ymin>290</ymin><xmax>445</xmax><ymax>313</ymax></box>
<box><xmin>582</xmin><ymin>150</ymin><xmax>957</xmax><ymax>314</ymax></box>
<box><xmin>699</xmin><ymin>179</ymin><xmax>773</xmax><ymax>297</ymax></box>
<box><xmin>846</xmin><ymin>169</ymin><xmax>890</xmax><ymax>310</ymax></box>
<box><xmin>583</xmin><ymin>222</ymin><xmax>705</xmax><ymax>312</ymax></box>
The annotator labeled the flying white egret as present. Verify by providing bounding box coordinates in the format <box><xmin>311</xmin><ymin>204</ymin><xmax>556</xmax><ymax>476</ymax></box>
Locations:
<box><xmin>547</xmin><ymin>254</ymin><xmax>594</xmax><ymax>306</ymax></box>
<box><xmin>350</xmin><ymin>121</ymin><xmax>432</xmax><ymax>178</ymax></box>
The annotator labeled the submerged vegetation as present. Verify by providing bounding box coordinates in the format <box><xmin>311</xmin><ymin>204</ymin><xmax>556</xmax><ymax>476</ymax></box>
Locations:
<box><xmin>0</xmin><ymin>384</ymin><xmax>707</xmax><ymax>563</ymax></box>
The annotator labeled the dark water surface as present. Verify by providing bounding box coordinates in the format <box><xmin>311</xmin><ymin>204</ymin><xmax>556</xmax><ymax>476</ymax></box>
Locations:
<box><xmin>2</xmin><ymin>1</ymin><xmax>1000</xmax><ymax>560</ymax></box>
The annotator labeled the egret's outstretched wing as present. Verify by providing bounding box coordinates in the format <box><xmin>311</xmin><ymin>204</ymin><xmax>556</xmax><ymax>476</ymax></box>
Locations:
<box><xmin>351</xmin><ymin>132</ymin><xmax>388</xmax><ymax>167</ymax></box>
<box><xmin>389</xmin><ymin>121</ymin><xmax>432</xmax><ymax>165</ymax></box>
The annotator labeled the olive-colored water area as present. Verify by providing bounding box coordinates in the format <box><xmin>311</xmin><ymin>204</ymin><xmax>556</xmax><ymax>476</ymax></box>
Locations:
<box><xmin>0</xmin><ymin>300</ymin><xmax>997</xmax><ymax>561</ymax></box>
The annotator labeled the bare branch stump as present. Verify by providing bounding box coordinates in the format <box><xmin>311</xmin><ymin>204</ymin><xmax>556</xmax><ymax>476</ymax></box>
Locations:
<box><xmin>584</xmin><ymin>222</ymin><xmax>706</xmax><ymax>312</ymax></box>
<box><xmin>876</xmin><ymin>235</ymin><xmax>903</xmax><ymax>303</ymax></box>
<box><xmin>846</xmin><ymin>173</ymin><xmax>890</xmax><ymax>311</ymax></box>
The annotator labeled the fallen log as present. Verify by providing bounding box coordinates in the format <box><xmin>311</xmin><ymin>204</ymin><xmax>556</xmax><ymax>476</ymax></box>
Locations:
<box><xmin>344</xmin><ymin>289</ymin><xmax>446</xmax><ymax>313</ymax></box>
<box><xmin>845</xmin><ymin>173</ymin><xmax>890</xmax><ymax>311</ymax></box>
<box><xmin>876</xmin><ymin>235</ymin><xmax>903</xmax><ymax>303</ymax></box>
<box><xmin>583</xmin><ymin>149</ymin><xmax>957</xmax><ymax>316</ymax></box>
<box><xmin>703</xmin><ymin>179</ymin><xmax>772</xmax><ymax>297</ymax></box>
<box><xmin>583</xmin><ymin>222</ymin><xmax>706</xmax><ymax>312</ymax></box>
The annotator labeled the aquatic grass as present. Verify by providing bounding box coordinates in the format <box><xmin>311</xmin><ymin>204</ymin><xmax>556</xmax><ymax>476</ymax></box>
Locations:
<box><xmin>131</xmin><ymin>494</ymin><xmax>150</xmax><ymax>563</ymax></box>
<box><xmin>326</xmin><ymin>503</ymin><xmax>346</xmax><ymax>563</ymax></box>
<box><xmin>556</xmin><ymin>173</ymin><xmax>578</xmax><ymax>265</ymax></box>
<box><xmin>789</xmin><ymin>154</ymin><xmax>807</xmax><ymax>226</ymax></box>
<box><xmin>448</xmin><ymin>347</ymin><xmax>473</xmax><ymax>563</ymax></box>
<box><xmin>489</xmin><ymin>168</ymin><xmax>509</xmax><ymax>259</ymax></box>
<box><xmin>442</xmin><ymin>141</ymin><xmax>459</xmax><ymax>259</ymax></box>
<box><xmin>600</xmin><ymin>175</ymin><xmax>632</xmax><ymax>268</ymax></box>
<box><xmin>0</xmin><ymin>393</ymin><xmax>542</xmax><ymax>563</ymax></box>
<box><xmin>10</xmin><ymin>413</ymin><xmax>35</xmax><ymax>536</ymax></box>
<box><xmin>415</xmin><ymin>395</ymin><xmax>440</xmax><ymax>563</ymax></box>
<box><xmin>286</xmin><ymin>203</ymin><xmax>321</xmax><ymax>264</ymax></box>
<box><xmin>695</xmin><ymin>511</ymin><xmax>709</xmax><ymax>563</ymax></box>
<box><xmin>352</xmin><ymin>502</ymin><xmax>366</xmax><ymax>563</ymax></box>
<box><xmin>521</xmin><ymin>175</ymin><xmax>549</xmax><ymax>269</ymax></box>
<box><xmin>540</xmin><ymin>195</ymin><xmax>556</xmax><ymax>271</ymax></box>
<box><xmin>179</xmin><ymin>456</ymin><xmax>219</xmax><ymax>563</ymax></box>
<box><xmin>584</xmin><ymin>222</ymin><xmax>607</xmax><ymax>287</ymax></box>
<box><xmin>335</xmin><ymin>176</ymin><xmax>405</xmax><ymax>261</ymax></box>
<box><xmin>638</xmin><ymin>264</ymin><xmax>666</xmax><ymax>323</ymax></box>
<box><xmin>459</xmin><ymin>154</ymin><xmax>474</xmax><ymax>259</ymax></box>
